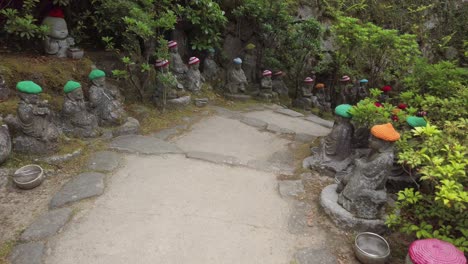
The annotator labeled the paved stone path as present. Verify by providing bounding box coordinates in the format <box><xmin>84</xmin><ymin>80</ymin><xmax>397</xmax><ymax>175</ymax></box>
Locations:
<box><xmin>11</xmin><ymin>106</ymin><xmax>341</xmax><ymax>264</ymax></box>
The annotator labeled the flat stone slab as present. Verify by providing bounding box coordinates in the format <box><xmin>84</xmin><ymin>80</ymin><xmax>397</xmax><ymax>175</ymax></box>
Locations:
<box><xmin>210</xmin><ymin>106</ymin><xmax>243</xmax><ymax>120</ymax></box>
<box><xmin>304</xmin><ymin>114</ymin><xmax>334</xmax><ymax>128</ymax></box>
<box><xmin>50</xmin><ymin>172</ymin><xmax>105</xmax><ymax>208</ymax></box>
<box><xmin>224</xmin><ymin>93</ymin><xmax>252</xmax><ymax>101</ymax></box>
<box><xmin>113</xmin><ymin>117</ymin><xmax>141</xmax><ymax>137</ymax></box>
<box><xmin>274</xmin><ymin>108</ymin><xmax>304</xmax><ymax>117</ymax></box>
<box><xmin>278</xmin><ymin>180</ymin><xmax>305</xmax><ymax>199</ymax></box>
<box><xmin>38</xmin><ymin>148</ymin><xmax>82</xmax><ymax>165</ymax></box>
<box><xmin>320</xmin><ymin>184</ymin><xmax>387</xmax><ymax>233</ymax></box>
<box><xmin>295</xmin><ymin>133</ymin><xmax>316</xmax><ymax>143</ymax></box>
<box><xmin>9</xmin><ymin>242</ymin><xmax>44</xmax><ymax>264</ymax></box>
<box><xmin>240</xmin><ymin>117</ymin><xmax>268</xmax><ymax>129</ymax></box>
<box><xmin>186</xmin><ymin>151</ymin><xmax>242</xmax><ymax>166</ymax></box>
<box><xmin>86</xmin><ymin>151</ymin><xmax>121</xmax><ymax>172</ymax></box>
<box><xmin>288</xmin><ymin>201</ymin><xmax>313</xmax><ymax>235</ymax></box>
<box><xmin>266</xmin><ymin>123</ymin><xmax>295</xmax><ymax>135</ymax></box>
<box><xmin>293</xmin><ymin>247</ymin><xmax>338</xmax><ymax>264</ymax></box>
<box><xmin>243</xmin><ymin>110</ymin><xmax>331</xmax><ymax>137</ymax></box>
<box><xmin>20</xmin><ymin>208</ymin><xmax>72</xmax><ymax>242</ymax></box>
<box><xmin>109</xmin><ymin>135</ymin><xmax>183</xmax><ymax>155</ymax></box>
<box><xmin>149</xmin><ymin>127</ymin><xmax>180</xmax><ymax>140</ymax></box>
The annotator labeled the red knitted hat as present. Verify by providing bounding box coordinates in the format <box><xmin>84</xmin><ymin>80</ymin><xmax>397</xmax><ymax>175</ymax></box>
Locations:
<box><xmin>381</xmin><ymin>85</ymin><xmax>392</xmax><ymax>92</ymax></box>
<box><xmin>48</xmin><ymin>7</ymin><xmax>64</xmax><ymax>18</ymax></box>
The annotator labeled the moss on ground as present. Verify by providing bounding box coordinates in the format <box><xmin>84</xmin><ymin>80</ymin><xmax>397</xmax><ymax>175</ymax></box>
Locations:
<box><xmin>0</xmin><ymin>240</ymin><xmax>15</xmax><ymax>264</ymax></box>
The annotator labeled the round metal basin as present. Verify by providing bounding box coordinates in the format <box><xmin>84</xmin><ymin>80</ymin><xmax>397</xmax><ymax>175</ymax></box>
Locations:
<box><xmin>13</xmin><ymin>164</ymin><xmax>44</xmax><ymax>190</ymax></box>
<box><xmin>354</xmin><ymin>232</ymin><xmax>391</xmax><ymax>264</ymax></box>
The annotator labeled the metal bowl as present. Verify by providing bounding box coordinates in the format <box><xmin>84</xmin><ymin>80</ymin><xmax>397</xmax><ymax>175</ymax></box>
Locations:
<box><xmin>354</xmin><ymin>232</ymin><xmax>391</xmax><ymax>264</ymax></box>
<box><xmin>13</xmin><ymin>164</ymin><xmax>44</xmax><ymax>190</ymax></box>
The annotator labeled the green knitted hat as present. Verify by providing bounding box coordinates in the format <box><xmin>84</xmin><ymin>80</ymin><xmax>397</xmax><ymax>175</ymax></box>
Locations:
<box><xmin>16</xmin><ymin>81</ymin><xmax>42</xmax><ymax>94</ymax></box>
<box><xmin>64</xmin><ymin>81</ymin><xmax>81</xmax><ymax>93</ymax></box>
<box><xmin>406</xmin><ymin>116</ymin><xmax>427</xmax><ymax>128</ymax></box>
<box><xmin>88</xmin><ymin>69</ymin><xmax>106</xmax><ymax>80</ymax></box>
<box><xmin>335</xmin><ymin>104</ymin><xmax>353</xmax><ymax>118</ymax></box>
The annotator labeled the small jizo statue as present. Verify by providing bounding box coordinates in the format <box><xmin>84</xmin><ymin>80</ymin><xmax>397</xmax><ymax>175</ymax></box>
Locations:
<box><xmin>336</xmin><ymin>123</ymin><xmax>400</xmax><ymax>219</ymax></box>
<box><xmin>338</xmin><ymin>75</ymin><xmax>355</xmax><ymax>105</ymax></box>
<box><xmin>61</xmin><ymin>81</ymin><xmax>99</xmax><ymax>138</ymax></box>
<box><xmin>312</xmin><ymin>83</ymin><xmax>331</xmax><ymax>113</ymax></box>
<box><xmin>14</xmin><ymin>81</ymin><xmax>59</xmax><ymax>153</ymax></box>
<box><xmin>203</xmin><ymin>48</ymin><xmax>219</xmax><ymax>81</ymax></box>
<box><xmin>272</xmin><ymin>71</ymin><xmax>288</xmax><ymax>96</ymax></box>
<box><xmin>168</xmin><ymin>41</ymin><xmax>188</xmax><ymax>87</ymax></box>
<box><xmin>226</xmin><ymin>58</ymin><xmax>248</xmax><ymax>94</ymax></box>
<box><xmin>153</xmin><ymin>59</ymin><xmax>186</xmax><ymax>103</ymax></box>
<box><xmin>0</xmin><ymin>74</ymin><xmax>10</xmax><ymax>102</ymax></box>
<box><xmin>186</xmin><ymin>57</ymin><xmax>204</xmax><ymax>93</ymax></box>
<box><xmin>294</xmin><ymin>77</ymin><xmax>314</xmax><ymax>109</ymax></box>
<box><xmin>357</xmin><ymin>79</ymin><xmax>369</xmax><ymax>102</ymax></box>
<box><xmin>323</xmin><ymin>104</ymin><xmax>354</xmax><ymax>161</ymax></box>
<box><xmin>42</xmin><ymin>8</ymin><xmax>75</xmax><ymax>58</ymax></box>
<box><xmin>379</xmin><ymin>85</ymin><xmax>392</xmax><ymax>103</ymax></box>
<box><xmin>243</xmin><ymin>43</ymin><xmax>257</xmax><ymax>83</ymax></box>
<box><xmin>259</xmin><ymin>70</ymin><xmax>277</xmax><ymax>101</ymax></box>
<box><xmin>88</xmin><ymin>69</ymin><xmax>125</xmax><ymax>126</ymax></box>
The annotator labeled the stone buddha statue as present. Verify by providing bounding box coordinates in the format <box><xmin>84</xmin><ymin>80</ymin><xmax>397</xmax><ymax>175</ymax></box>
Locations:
<box><xmin>293</xmin><ymin>77</ymin><xmax>314</xmax><ymax>110</ymax></box>
<box><xmin>203</xmin><ymin>48</ymin><xmax>220</xmax><ymax>81</ymax></box>
<box><xmin>168</xmin><ymin>41</ymin><xmax>188</xmax><ymax>87</ymax></box>
<box><xmin>61</xmin><ymin>81</ymin><xmax>99</xmax><ymax>138</ymax></box>
<box><xmin>243</xmin><ymin>43</ymin><xmax>257</xmax><ymax>83</ymax></box>
<box><xmin>153</xmin><ymin>59</ymin><xmax>189</xmax><ymax>108</ymax></box>
<box><xmin>272</xmin><ymin>71</ymin><xmax>288</xmax><ymax>97</ymax></box>
<box><xmin>0</xmin><ymin>74</ymin><xmax>10</xmax><ymax>102</ymax></box>
<box><xmin>42</xmin><ymin>8</ymin><xmax>75</xmax><ymax>58</ymax></box>
<box><xmin>88</xmin><ymin>69</ymin><xmax>125</xmax><ymax>126</ymax></box>
<box><xmin>186</xmin><ymin>57</ymin><xmax>204</xmax><ymax>93</ymax></box>
<box><xmin>313</xmin><ymin>83</ymin><xmax>331</xmax><ymax>113</ymax></box>
<box><xmin>336</xmin><ymin>123</ymin><xmax>400</xmax><ymax>219</ymax></box>
<box><xmin>357</xmin><ymin>79</ymin><xmax>369</xmax><ymax>101</ymax></box>
<box><xmin>259</xmin><ymin>70</ymin><xmax>277</xmax><ymax>101</ymax></box>
<box><xmin>336</xmin><ymin>75</ymin><xmax>353</xmax><ymax>105</ymax></box>
<box><xmin>0</xmin><ymin>124</ymin><xmax>11</xmax><ymax>164</ymax></box>
<box><xmin>13</xmin><ymin>81</ymin><xmax>59</xmax><ymax>153</ymax></box>
<box><xmin>226</xmin><ymin>58</ymin><xmax>248</xmax><ymax>94</ymax></box>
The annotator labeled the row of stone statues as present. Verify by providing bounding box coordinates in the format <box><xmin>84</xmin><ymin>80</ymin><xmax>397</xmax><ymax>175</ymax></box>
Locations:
<box><xmin>3</xmin><ymin>69</ymin><xmax>127</xmax><ymax>156</ymax></box>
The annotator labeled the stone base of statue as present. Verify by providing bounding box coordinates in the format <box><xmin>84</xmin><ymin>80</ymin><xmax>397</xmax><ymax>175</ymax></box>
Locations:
<box><xmin>113</xmin><ymin>117</ymin><xmax>141</xmax><ymax>137</ymax></box>
<box><xmin>0</xmin><ymin>125</ymin><xmax>12</xmax><ymax>164</ymax></box>
<box><xmin>258</xmin><ymin>91</ymin><xmax>278</xmax><ymax>103</ymax></box>
<box><xmin>166</xmin><ymin>95</ymin><xmax>191</xmax><ymax>110</ymax></box>
<box><xmin>13</xmin><ymin>135</ymin><xmax>58</xmax><ymax>154</ymax></box>
<box><xmin>320</xmin><ymin>184</ymin><xmax>388</xmax><ymax>233</ymax></box>
<box><xmin>293</xmin><ymin>98</ymin><xmax>312</xmax><ymax>110</ymax></box>
<box><xmin>62</xmin><ymin>126</ymin><xmax>99</xmax><ymax>138</ymax></box>
<box><xmin>224</xmin><ymin>93</ymin><xmax>251</xmax><ymax>101</ymax></box>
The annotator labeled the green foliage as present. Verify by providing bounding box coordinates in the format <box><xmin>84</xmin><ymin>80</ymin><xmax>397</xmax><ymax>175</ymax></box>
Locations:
<box><xmin>0</xmin><ymin>1</ymin><xmax>49</xmax><ymax>41</ymax></box>
<box><xmin>331</xmin><ymin>16</ymin><xmax>420</xmax><ymax>84</ymax></box>
<box><xmin>387</xmin><ymin>123</ymin><xmax>468</xmax><ymax>251</ymax></box>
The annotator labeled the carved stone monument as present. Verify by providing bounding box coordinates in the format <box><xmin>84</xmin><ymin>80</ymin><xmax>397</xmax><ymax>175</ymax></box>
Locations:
<box><xmin>168</xmin><ymin>41</ymin><xmax>188</xmax><ymax>87</ymax></box>
<box><xmin>225</xmin><ymin>58</ymin><xmax>251</xmax><ymax>101</ymax></box>
<box><xmin>293</xmin><ymin>77</ymin><xmax>314</xmax><ymax>110</ymax></box>
<box><xmin>312</xmin><ymin>83</ymin><xmax>331</xmax><ymax>113</ymax></box>
<box><xmin>243</xmin><ymin>43</ymin><xmax>257</xmax><ymax>83</ymax></box>
<box><xmin>12</xmin><ymin>81</ymin><xmax>59</xmax><ymax>154</ymax></box>
<box><xmin>0</xmin><ymin>125</ymin><xmax>11</xmax><ymax>164</ymax></box>
<box><xmin>258</xmin><ymin>70</ymin><xmax>277</xmax><ymax>101</ymax></box>
<box><xmin>0</xmin><ymin>75</ymin><xmax>10</xmax><ymax>102</ymax></box>
<box><xmin>61</xmin><ymin>81</ymin><xmax>99</xmax><ymax>138</ymax></box>
<box><xmin>203</xmin><ymin>48</ymin><xmax>220</xmax><ymax>81</ymax></box>
<box><xmin>272</xmin><ymin>71</ymin><xmax>289</xmax><ymax>97</ymax></box>
<box><xmin>379</xmin><ymin>85</ymin><xmax>392</xmax><ymax>102</ymax></box>
<box><xmin>357</xmin><ymin>79</ymin><xmax>368</xmax><ymax>102</ymax></box>
<box><xmin>338</xmin><ymin>75</ymin><xmax>355</xmax><ymax>105</ymax></box>
<box><xmin>185</xmin><ymin>57</ymin><xmax>204</xmax><ymax>93</ymax></box>
<box><xmin>88</xmin><ymin>69</ymin><xmax>126</xmax><ymax>126</ymax></box>
<box><xmin>303</xmin><ymin>104</ymin><xmax>354</xmax><ymax>175</ymax></box>
<box><xmin>320</xmin><ymin>123</ymin><xmax>400</xmax><ymax>233</ymax></box>
<box><xmin>153</xmin><ymin>59</ymin><xmax>190</xmax><ymax>109</ymax></box>
<box><xmin>42</xmin><ymin>8</ymin><xmax>77</xmax><ymax>58</ymax></box>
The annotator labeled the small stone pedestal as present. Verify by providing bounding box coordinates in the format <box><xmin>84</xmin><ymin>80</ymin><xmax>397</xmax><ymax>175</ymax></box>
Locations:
<box><xmin>320</xmin><ymin>184</ymin><xmax>387</xmax><ymax>234</ymax></box>
<box><xmin>166</xmin><ymin>95</ymin><xmax>191</xmax><ymax>110</ymax></box>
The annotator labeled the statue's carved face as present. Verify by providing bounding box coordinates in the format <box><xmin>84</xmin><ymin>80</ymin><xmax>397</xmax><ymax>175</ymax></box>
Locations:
<box><xmin>263</xmin><ymin>76</ymin><xmax>271</xmax><ymax>81</ymax></box>
<box><xmin>20</xmin><ymin>93</ymin><xmax>39</xmax><ymax>104</ymax></box>
<box><xmin>43</xmin><ymin>17</ymin><xmax>69</xmax><ymax>39</ymax></box>
<box><xmin>170</xmin><ymin>47</ymin><xmax>178</xmax><ymax>53</ymax></box>
<box><xmin>69</xmin><ymin>88</ymin><xmax>84</xmax><ymax>100</ymax></box>
<box><xmin>92</xmin><ymin>77</ymin><xmax>106</xmax><ymax>87</ymax></box>
<box><xmin>190</xmin><ymin>63</ymin><xmax>199</xmax><ymax>70</ymax></box>
<box><xmin>368</xmin><ymin>135</ymin><xmax>388</xmax><ymax>151</ymax></box>
<box><xmin>207</xmin><ymin>53</ymin><xmax>214</xmax><ymax>59</ymax></box>
<box><xmin>235</xmin><ymin>64</ymin><xmax>242</xmax><ymax>70</ymax></box>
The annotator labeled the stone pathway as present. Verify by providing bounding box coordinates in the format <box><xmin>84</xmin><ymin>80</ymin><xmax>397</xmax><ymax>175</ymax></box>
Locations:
<box><xmin>10</xmin><ymin>105</ymin><xmax>343</xmax><ymax>264</ymax></box>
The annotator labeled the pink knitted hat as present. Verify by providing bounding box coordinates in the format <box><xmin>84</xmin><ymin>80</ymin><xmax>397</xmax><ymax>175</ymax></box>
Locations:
<box><xmin>168</xmin><ymin>41</ymin><xmax>177</xmax><ymax>49</ymax></box>
<box><xmin>155</xmin><ymin>59</ymin><xmax>169</xmax><ymax>68</ymax></box>
<box><xmin>273</xmin><ymin>71</ymin><xmax>283</xmax><ymax>76</ymax></box>
<box><xmin>340</xmin><ymin>75</ymin><xmax>351</xmax><ymax>82</ymax></box>
<box><xmin>304</xmin><ymin>77</ymin><xmax>314</xmax><ymax>83</ymax></box>
<box><xmin>262</xmin><ymin>70</ymin><xmax>272</xmax><ymax>77</ymax></box>
<box><xmin>188</xmin><ymin>57</ymin><xmax>200</xmax><ymax>65</ymax></box>
<box><xmin>409</xmin><ymin>239</ymin><xmax>466</xmax><ymax>264</ymax></box>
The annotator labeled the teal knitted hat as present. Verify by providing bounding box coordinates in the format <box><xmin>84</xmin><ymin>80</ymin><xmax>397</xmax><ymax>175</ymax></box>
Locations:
<box><xmin>16</xmin><ymin>81</ymin><xmax>42</xmax><ymax>94</ymax></box>
<box><xmin>406</xmin><ymin>116</ymin><xmax>427</xmax><ymax>128</ymax></box>
<box><xmin>88</xmin><ymin>69</ymin><xmax>106</xmax><ymax>80</ymax></box>
<box><xmin>335</xmin><ymin>104</ymin><xmax>353</xmax><ymax>118</ymax></box>
<box><xmin>64</xmin><ymin>81</ymin><xmax>81</xmax><ymax>93</ymax></box>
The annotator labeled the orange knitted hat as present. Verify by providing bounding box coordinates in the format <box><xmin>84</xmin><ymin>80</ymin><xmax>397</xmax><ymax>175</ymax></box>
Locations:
<box><xmin>371</xmin><ymin>123</ymin><xmax>400</xmax><ymax>142</ymax></box>
<box><xmin>315</xmin><ymin>83</ymin><xmax>325</xmax><ymax>89</ymax></box>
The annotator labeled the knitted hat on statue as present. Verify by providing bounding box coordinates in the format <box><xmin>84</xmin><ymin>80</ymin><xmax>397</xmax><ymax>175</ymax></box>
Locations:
<box><xmin>315</xmin><ymin>83</ymin><xmax>325</xmax><ymax>89</ymax></box>
<box><xmin>155</xmin><ymin>59</ymin><xmax>169</xmax><ymax>68</ymax></box>
<box><xmin>335</xmin><ymin>104</ymin><xmax>353</xmax><ymax>118</ymax></box>
<box><xmin>406</xmin><ymin>116</ymin><xmax>427</xmax><ymax>128</ymax></box>
<box><xmin>64</xmin><ymin>81</ymin><xmax>81</xmax><ymax>93</ymax></box>
<box><xmin>188</xmin><ymin>57</ymin><xmax>200</xmax><ymax>65</ymax></box>
<box><xmin>168</xmin><ymin>41</ymin><xmax>177</xmax><ymax>49</ymax></box>
<box><xmin>371</xmin><ymin>123</ymin><xmax>400</xmax><ymax>142</ymax></box>
<box><xmin>16</xmin><ymin>81</ymin><xmax>42</xmax><ymax>94</ymax></box>
<box><xmin>262</xmin><ymin>70</ymin><xmax>272</xmax><ymax>77</ymax></box>
<box><xmin>304</xmin><ymin>77</ymin><xmax>314</xmax><ymax>83</ymax></box>
<box><xmin>89</xmin><ymin>69</ymin><xmax>106</xmax><ymax>80</ymax></box>
<box><xmin>408</xmin><ymin>239</ymin><xmax>466</xmax><ymax>264</ymax></box>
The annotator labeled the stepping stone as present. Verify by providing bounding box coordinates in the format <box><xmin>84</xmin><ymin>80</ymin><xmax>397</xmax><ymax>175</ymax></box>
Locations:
<box><xmin>186</xmin><ymin>151</ymin><xmax>242</xmax><ymax>166</ymax></box>
<box><xmin>304</xmin><ymin>114</ymin><xmax>334</xmax><ymax>128</ymax></box>
<box><xmin>149</xmin><ymin>127</ymin><xmax>180</xmax><ymax>140</ymax></box>
<box><xmin>39</xmin><ymin>148</ymin><xmax>82</xmax><ymax>165</ymax></box>
<box><xmin>109</xmin><ymin>135</ymin><xmax>183</xmax><ymax>155</ymax></box>
<box><xmin>266</xmin><ymin>123</ymin><xmax>295</xmax><ymax>135</ymax></box>
<box><xmin>293</xmin><ymin>247</ymin><xmax>338</xmax><ymax>264</ymax></box>
<box><xmin>113</xmin><ymin>117</ymin><xmax>141</xmax><ymax>137</ymax></box>
<box><xmin>210</xmin><ymin>106</ymin><xmax>243</xmax><ymax>119</ymax></box>
<box><xmin>9</xmin><ymin>242</ymin><xmax>44</xmax><ymax>264</ymax></box>
<box><xmin>288</xmin><ymin>201</ymin><xmax>313</xmax><ymax>235</ymax></box>
<box><xmin>86</xmin><ymin>151</ymin><xmax>121</xmax><ymax>172</ymax></box>
<box><xmin>20</xmin><ymin>208</ymin><xmax>72</xmax><ymax>242</ymax></box>
<box><xmin>278</xmin><ymin>180</ymin><xmax>305</xmax><ymax>199</ymax></box>
<box><xmin>275</xmin><ymin>108</ymin><xmax>304</xmax><ymax>117</ymax></box>
<box><xmin>295</xmin><ymin>133</ymin><xmax>316</xmax><ymax>143</ymax></box>
<box><xmin>240</xmin><ymin>117</ymin><xmax>268</xmax><ymax>129</ymax></box>
<box><xmin>50</xmin><ymin>172</ymin><xmax>105</xmax><ymax>208</ymax></box>
<box><xmin>224</xmin><ymin>93</ymin><xmax>252</xmax><ymax>102</ymax></box>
